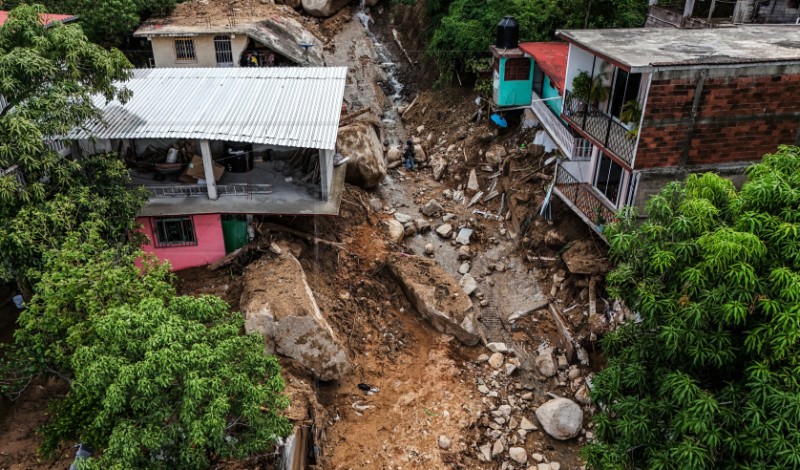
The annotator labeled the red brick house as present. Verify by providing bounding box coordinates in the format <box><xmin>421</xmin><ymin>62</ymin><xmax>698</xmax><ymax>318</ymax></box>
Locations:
<box><xmin>549</xmin><ymin>26</ymin><xmax>800</xmax><ymax>233</ymax></box>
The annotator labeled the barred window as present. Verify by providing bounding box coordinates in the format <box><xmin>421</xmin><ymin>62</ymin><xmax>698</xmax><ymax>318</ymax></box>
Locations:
<box><xmin>504</xmin><ymin>58</ymin><xmax>531</xmax><ymax>81</ymax></box>
<box><xmin>174</xmin><ymin>38</ymin><xmax>196</xmax><ymax>62</ymax></box>
<box><xmin>154</xmin><ymin>217</ymin><xmax>197</xmax><ymax>247</ymax></box>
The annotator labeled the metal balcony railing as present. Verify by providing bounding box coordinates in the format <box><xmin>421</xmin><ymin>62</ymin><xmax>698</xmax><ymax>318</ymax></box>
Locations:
<box><xmin>530</xmin><ymin>92</ymin><xmax>574</xmax><ymax>157</ymax></box>
<box><xmin>139</xmin><ymin>183</ymin><xmax>273</xmax><ymax>199</ymax></box>
<box><xmin>554</xmin><ymin>164</ymin><xmax>616</xmax><ymax>227</ymax></box>
<box><xmin>562</xmin><ymin>90</ymin><xmax>636</xmax><ymax>166</ymax></box>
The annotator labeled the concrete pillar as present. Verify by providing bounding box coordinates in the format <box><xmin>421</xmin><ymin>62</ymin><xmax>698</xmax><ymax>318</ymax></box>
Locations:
<box><xmin>683</xmin><ymin>0</ymin><xmax>696</xmax><ymax>18</ymax></box>
<box><xmin>319</xmin><ymin>149</ymin><xmax>334</xmax><ymax>201</ymax></box>
<box><xmin>199</xmin><ymin>140</ymin><xmax>218</xmax><ymax>201</ymax></box>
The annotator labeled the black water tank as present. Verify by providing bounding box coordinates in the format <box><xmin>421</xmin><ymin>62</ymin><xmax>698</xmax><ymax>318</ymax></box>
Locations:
<box><xmin>496</xmin><ymin>16</ymin><xmax>519</xmax><ymax>49</ymax></box>
<box><xmin>222</xmin><ymin>142</ymin><xmax>254</xmax><ymax>173</ymax></box>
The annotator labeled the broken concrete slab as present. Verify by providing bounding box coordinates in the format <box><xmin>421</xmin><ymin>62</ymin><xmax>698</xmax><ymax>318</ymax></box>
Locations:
<box><xmin>460</xmin><ymin>273</ymin><xmax>478</xmax><ymax>296</ymax></box>
<box><xmin>241</xmin><ymin>254</ymin><xmax>350</xmax><ymax>381</ymax></box>
<box><xmin>421</xmin><ymin>199</ymin><xmax>443</xmax><ymax>217</ymax></box>
<box><xmin>456</xmin><ymin>227</ymin><xmax>473</xmax><ymax>245</ymax></box>
<box><xmin>435</xmin><ymin>223</ymin><xmax>453</xmax><ymax>238</ymax></box>
<box><xmin>387</xmin><ymin>254</ymin><xmax>480</xmax><ymax>346</ymax></box>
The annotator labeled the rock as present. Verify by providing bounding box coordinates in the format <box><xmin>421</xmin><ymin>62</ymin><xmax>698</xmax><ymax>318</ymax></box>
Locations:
<box><xmin>415</xmin><ymin>219</ymin><xmax>431</xmax><ymax>233</ymax></box>
<box><xmin>488</xmin><ymin>352</ymin><xmax>504</xmax><ymax>369</ymax></box>
<box><xmin>467</xmin><ymin>169</ymin><xmax>479</xmax><ymax>192</ymax></box>
<box><xmin>550</xmin><ymin>462</ymin><xmax>561</xmax><ymax>470</ymax></box>
<box><xmin>557</xmin><ymin>355</ymin><xmax>569</xmax><ymax>370</ymax></box>
<box><xmin>368</xmin><ymin>197</ymin><xmax>383</xmax><ymax>212</ymax></box>
<box><xmin>387</xmin><ymin>254</ymin><xmax>480</xmax><ymax>345</ymax></box>
<box><xmin>538</xmin><ymin>464</ymin><xmax>551</xmax><ymax>470</ymax></box>
<box><xmin>478</xmin><ymin>384</ymin><xmax>490</xmax><ymax>395</ymax></box>
<box><xmin>575</xmin><ymin>384</ymin><xmax>592</xmax><ymax>405</ymax></box>
<box><xmin>535</xmin><ymin>347</ymin><xmax>557</xmax><ymax>377</ymax></box>
<box><xmin>520</xmin><ymin>417</ymin><xmax>537</xmax><ymax>431</ymax></box>
<box><xmin>301</xmin><ymin>0</ymin><xmax>350</xmax><ymax>16</ymax></box>
<box><xmin>496</xmin><ymin>404</ymin><xmax>512</xmax><ymax>418</ymax></box>
<box><xmin>479</xmin><ymin>443</ymin><xmax>492</xmax><ymax>462</ymax></box>
<box><xmin>535</xmin><ymin>398</ymin><xmax>584</xmax><ymax>440</ymax></box>
<box><xmin>394</xmin><ymin>212</ymin><xmax>414</xmax><ymax>224</ymax></box>
<box><xmin>491</xmin><ymin>439</ymin><xmax>504</xmax><ymax>457</ymax></box>
<box><xmin>531</xmin><ymin>452</ymin><xmax>544</xmax><ymax>463</ymax></box>
<box><xmin>459</xmin><ymin>273</ymin><xmax>478</xmax><ymax>296</ymax></box>
<box><xmin>458</xmin><ymin>262</ymin><xmax>470</xmax><ymax>275</ymax></box>
<box><xmin>508</xmin><ymin>447</ymin><xmax>527</xmax><ymax>464</ymax></box>
<box><xmin>241</xmin><ymin>255</ymin><xmax>349</xmax><ymax>381</ymax></box>
<box><xmin>568</xmin><ymin>367</ymin><xmax>581</xmax><ymax>381</ymax></box>
<box><xmin>485</xmin><ymin>145</ymin><xmax>507</xmax><ymax>167</ymax></box>
<box><xmin>269</xmin><ymin>242</ymin><xmax>283</xmax><ymax>255</ymax></box>
<box><xmin>442</xmin><ymin>213</ymin><xmax>457</xmax><ymax>222</ymax></box>
<box><xmin>384</xmin><ymin>219</ymin><xmax>405</xmax><ymax>243</ymax></box>
<box><xmin>422</xmin><ymin>199</ymin><xmax>443</xmax><ymax>217</ymax></box>
<box><xmin>338</xmin><ymin>121</ymin><xmax>386</xmax><ymax>188</ymax></box>
<box><xmin>386</xmin><ymin>146</ymin><xmax>402</xmax><ymax>163</ymax></box>
<box><xmin>487</xmin><ymin>342</ymin><xmax>508</xmax><ymax>353</ymax></box>
<box><xmin>456</xmin><ymin>228</ymin><xmax>473</xmax><ymax>245</ymax></box>
<box><xmin>438</xmin><ymin>435</ymin><xmax>451</xmax><ymax>450</ymax></box>
<box><xmin>435</xmin><ymin>223</ymin><xmax>453</xmax><ymax>238</ymax></box>
<box><xmin>457</xmin><ymin>245</ymin><xmax>472</xmax><ymax>259</ymax></box>
<box><xmin>543</xmin><ymin>228</ymin><xmax>569</xmax><ymax>249</ymax></box>
<box><xmin>505</xmin><ymin>363</ymin><xmax>518</xmax><ymax>376</ymax></box>
<box><xmin>414</xmin><ymin>144</ymin><xmax>428</xmax><ymax>164</ymax></box>
<box><xmin>431</xmin><ymin>154</ymin><xmax>447</xmax><ymax>181</ymax></box>
<box><xmin>424</xmin><ymin>243</ymin><xmax>435</xmax><ymax>256</ymax></box>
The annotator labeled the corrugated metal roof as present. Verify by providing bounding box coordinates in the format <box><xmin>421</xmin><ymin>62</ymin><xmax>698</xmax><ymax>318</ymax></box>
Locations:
<box><xmin>65</xmin><ymin>67</ymin><xmax>347</xmax><ymax>150</ymax></box>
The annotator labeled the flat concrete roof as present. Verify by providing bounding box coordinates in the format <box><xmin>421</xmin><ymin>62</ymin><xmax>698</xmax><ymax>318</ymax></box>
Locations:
<box><xmin>557</xmin><ymin>26</ymin><xmax>800</xmax><ymax>71</ymax></box>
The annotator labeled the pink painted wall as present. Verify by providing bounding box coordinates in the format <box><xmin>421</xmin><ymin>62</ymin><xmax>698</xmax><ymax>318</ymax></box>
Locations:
<box><xmin>137</xmin><ymin>214</ymin><xmax>226</xmax><ymax>271</ymax></box>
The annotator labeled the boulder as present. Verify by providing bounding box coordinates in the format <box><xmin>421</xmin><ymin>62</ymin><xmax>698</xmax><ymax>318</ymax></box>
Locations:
<box><xmin>435</xmin><ymin>223</ymin><xmax>453</xmax><ymax>238</ymax></box>
<box><xmin>387</xmin><ymin>254</ymin><xmax>480</xmax><ymax>345</ymax></box>
<box><xmin>422</xmin><ymin>199</ymin><xmax>443</xmax><ymax>217</ymax></box>
<box><xmin>535</xmin><ymin>346</ymin><xmax>556</xmax><ymax>377</ymax></box>
<box><xmin>485</xmin><ymin>145</ymin><xmax>507</xmax><ymax>167</ymax></box>
<box><xmin>384</xmin><ymin>219</ymin><xmax>405</xmax><ymax>243</ymax></box>
<box><xmin>430</xmin><ymin>154</ymin><xmax>447</xmax><ymax>181</ymax></box>
<box><xmin>241</xmin><ymin>255</ymin><xmax>349</xmax><ymax>381</ymax></box>
<box><xmin>414</xmin><ymin>144</ymin><xmax>428</xmax><ymax>164</ymax></box>
<box><xmin>386</xmin><ymin>146</ymin><xmax>402</xmax><ymax>164</ymax></box>
<box><xmin>337</xmin><ymin>121</ymin><xmax>386</xmax><ymax>189</ymax></box>
<box><xmin>301</xmin><ymin>0</ymin><xmax>350</xmax><ymax>17</ymax></box>
<box><xmin>508</xmin><ymin>447</ymin><xmax>527</xmax><ymax>464</ymax></box>
<box><xmin>534</xmin><ymin>398</ymin><xmax>584</xmax><ymax>440</ymax></box>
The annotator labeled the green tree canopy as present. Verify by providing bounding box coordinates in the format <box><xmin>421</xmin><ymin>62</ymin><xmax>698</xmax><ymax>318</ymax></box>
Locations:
<box><xmin>583</xmin><ymin>145</ymin><xmax>800</xmax><ymax>469</ymax></box>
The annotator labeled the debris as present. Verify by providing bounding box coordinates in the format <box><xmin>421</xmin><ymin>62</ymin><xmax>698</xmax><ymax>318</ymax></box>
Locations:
<box><xmin>486</xmin><ymin>342</ymin><xmax>508</xmax><ymax>353</ymax></box>
<box><xmin>455</xmin><ymin>228</ymin><xmax>473</xmax><ymax>245</ymax></box>
<box><xmin>351</xmin><ymin>401</ymin><xmax>374</xmax><ymax>412</ymax></box>
<box><xmin>421</xmin><ymin>199</ymin><xmax>443</xmax><ymax>217</ymax></box>
<box><xmin>435</xmin><ymin>223</ymin><xmax>453</xmax><ymax>238</ymax></box>
<box><xmin>357</xmin><ymin>383</ymin><xmax>380</xmax><ymax>395</ymax></box>
<box><xmin>548</xmin><ymin>303</ymin><xmax>575</xmax><ymax>360</ymax></box>
<box><xmin>509</xmin><ymin>447</ymin><xmax>528</xmax><ymax>464</ymax></box>
<box><xmin>467</xmin><ymin>169</ymin><xmax>479</xmax><ymax>192</ymax></box>
<box><xmin>392</xmin><ymin>29</ymin><xmax>414</xmax><ymax>65</ymax></box>
<box><xmin>561</xmin><ymin>239</ymin><xmax>611</xmax><ymax>274</ymax></box>
<box><xmin>438</xmin><ymin>435</ymin><xmax>452</xmax><ymax>450</ymax></box>
<box><xmin>467</xmin><ymin>191</ymin><xmax>484</xmax><ymax>208</ymax></box>
<box><xmin>459</xmin><ymin>273</ymin><xmax>477</xmax><ymax>296</ymax></box>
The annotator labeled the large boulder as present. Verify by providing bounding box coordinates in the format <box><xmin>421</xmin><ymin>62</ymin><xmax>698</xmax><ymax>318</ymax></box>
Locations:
<box><xmin>534</xmin><ymin>398</ymin><xmax>583</xmax><ymax>440</ymax></box>
<box><xmin>301</xmin><ymin>0</ymin><xmax>350</xmax><ymax>17</ymax></box>
<box><xmin>387</xmin><ymin>254</ymin><xmax>480</xmax><ymax>346</ymax></box>
<box><xmin>338</xmin><ymin>121</ymin><xmax>386</xmax><ymax>189</ymax></box>
<box><xmin>241</xmin><ymin>254</ymin><xmax>350</xmax><ymax>381</ymax></box>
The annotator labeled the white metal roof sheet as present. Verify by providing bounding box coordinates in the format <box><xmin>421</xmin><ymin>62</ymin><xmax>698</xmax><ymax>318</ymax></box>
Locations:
<box><xmin>65</xmin><ymin>67</ymin><xmax>347</xmax><ymax>150</ymax></box>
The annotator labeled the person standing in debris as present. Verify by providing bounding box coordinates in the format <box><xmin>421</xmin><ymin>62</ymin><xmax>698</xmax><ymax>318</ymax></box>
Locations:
<box><xmin>404</xmin><ymin>139</ymin><xmax>415</xmax><ymax>171</ymax></box>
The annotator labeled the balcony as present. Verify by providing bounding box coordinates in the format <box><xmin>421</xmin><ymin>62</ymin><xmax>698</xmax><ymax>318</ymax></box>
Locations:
<box><xmin>562</xmin><ymin>90</ymin><xmax>636</xmax><ymax>167</ymax></box>
<box><xmin>530</xmin><ymin>92</ymin><xmax>575</xmax><ymax>157</ymax></box>
<box><xmin>552</xmin><ymin>164</ymin><xmax>616</xmax><ymax>236</ymax></box>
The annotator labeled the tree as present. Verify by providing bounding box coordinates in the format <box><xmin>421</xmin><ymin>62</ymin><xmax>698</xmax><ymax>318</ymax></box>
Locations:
<box><xmin>11</xmin><ymin>230</ymin><xmax>292</xmax><ymax>467</ymax></box>
<box><xmin>582</xmin><ymin>145</ymin><xmax>800</xmax><ymax>469</ymax></box>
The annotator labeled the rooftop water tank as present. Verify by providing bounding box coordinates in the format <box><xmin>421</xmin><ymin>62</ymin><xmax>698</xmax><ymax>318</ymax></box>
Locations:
<box><xmin>496</xmin><ymin>16</ymin><xmax>519</xmax><ymax>50</ymax></box>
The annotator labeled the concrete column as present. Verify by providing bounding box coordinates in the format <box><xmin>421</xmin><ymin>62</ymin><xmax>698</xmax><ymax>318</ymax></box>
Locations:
<box><xmin>683</xmin><ymin>0</ymin><xmax>696</xmax><ymax>18</ymax></box>
<box><xmin>319</xmin><ymin>149</ymin><xmax>334</xmax><ymax>201</ymax></box>
<box><xmin>199</xmin><ymin>140</ymin><xmax>218</xmax><ymax>201</ymax></box>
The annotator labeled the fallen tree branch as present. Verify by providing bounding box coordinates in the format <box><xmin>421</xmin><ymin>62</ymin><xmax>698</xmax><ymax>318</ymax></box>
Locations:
<box><xmin>392</xmin><ymin>28</ymin><xmax>414</xmax><ymax>65</ymax></box>
<box><xmin>339</xmin><ymin>108</ymin><xmax>372</xmax><ymax>126</ymax></box>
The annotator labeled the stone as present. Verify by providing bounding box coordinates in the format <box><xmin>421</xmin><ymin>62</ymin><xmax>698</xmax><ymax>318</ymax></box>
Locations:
<box><xmin>384</xmin><ymin>219</ymin><xmax>405</xmax><ymax>243</ymax></box>
<box><xmin>538</xmin><ymin>464</ymin><xmax>551</xmax><ymax>470</ymax></box>
<box><xmin>438</xmin><ymin>435</ymin><xmax>451</xmax><ymax>450</ymax></box>
<box><xmin>488</xmin><ymin>352</ymin><xmax>504</xmax><ymax>369</ymax></box>
<box><xmin>550</xmin><ymin>463</ymin><xmax>561</xmax><ymax>470</ymax></box>
<box><xmin>241</xmin><ymin>255</ymin><xmax>349</xmax><ymax>380</ymax></box>
<box><xmin>269</xmin><ymin>242</ymin><xmax>283</xmax><ymax>255</ymax></box>
<box><xmin>520</xmin><ymin>416</ymin><xmax>538</xmax><ymax>431</ymax></box>
<box><xmin>424</xmin><ymin>243</ymin><xmax>435</xmax><ymax>256</ymax></box>
<box><xmin>479</xmin><ymin>443</ymin><xmax>492</xmax><ymax>462</ymax></box>
<box><xmin>557</xmin><ymin>355</ymin><xmax>569</xmax><ymax>370</ymax></box>
<box><xmin>301</xmin><ymin>0</ymin><xmax>350</xmax><ymax>17</ymax></box>
<box><xmin>508</xmin><ymin>447</ymin><xmax>527</xmax><ymax>464</ymax></box>
<box><xmin>467</xmin><ymin>169</ymin><xmax>480</xmax><ymax>192</ymax></box>
<box><xmin>496</xmin><ymin>404</ymin><xmax>512</xmax><ymax>418</ymax></box>
<box><xmin>368</xmin><ymin>197</ymin><xmax>383</xmax><ymax>212</ymax></box>
<box><xmin>460</xmin><ymin>273</ymin><xmax>478</xmax><ymax>296</ymax></box>
<box><xmin>485</xmin><ymin>145</ymin><xmax>507</xmax><ymax>167</ymax></box>
<box><xmin>456</xmin><ymin>228</ymin><xmax>473</xmax><ymax>245</ymax></box>
<box><xmin>431</xmin><ymin>153</ymin><xmax>448</xmax><ymax>181</ymax></box>
<box><xmin>403</xmin><ymin>223</ymin><xmax>417</xmax><ymax>237</ymax></box>
<box><xmin>457</xmin><ymin>245</ymin><xmax>472</xmax><ymax>259</ymax></box>
<box><xmin>543</xmin><ymin>228</ymin><xmax>569</xmax><ymax>249</ymax></box>
<box><xmin>435</xmin><ymin>223</ymin><xmax>453</xmax><ymax>238</ymax></box>
<box><xmin>478</xmin><ymin>384</ymin><xmax>490</xmax><ymax>395</ymax></box>
<box><xmin>535</xmin><ymin>398</ymin><xmax>584</xmax><ymax>440</ymax></box>
<box><xmin>386</xmin><ymin>146</ymin><xmax>402</xmax><ymax>163</ymax></box>
<box><xmin>458</xmin><ymin>262</ymin><xmax>470</xmax><ymax>275</ymax></box>
<box><xmin>535</xmin><ymin>347</ymin><xmax>557</xmax><ymax>377</ymax></box>
<box><xmin>505</xmin><ymin>363</ymin><xmax>518</xmax><ymax>376</ymax></box>
<box><xmin>442</xmin><ymin>213</ymin><xmax>457</xmax><ymax>222</ymax></box>
<box><xmin>575</xmin><ymin>384</ymin><xmax>592</xmax><ymax>405</ymax></box>
<box><xmin>487</xmin><ymin>342</ymin><xmax>508</xmax><ymax>353</ymax></box>
<box><xmin>387</xmin><ymin>254</ymin><xmax>480</xmax><ymax>345</ymax></box>
<box><xmin>414</xmin><ymin>219</ymin><xmax>431</xmax><ymax>233</ymax></box>
<box><xmin>338</xmin><ymin>121</ymin><xmax>386</xmax><ymax>188</ymax></box>
<box><xmin>394</xmin><ymin>212</ymin><xmax>414</xmax><ymax>224</ymax></box>
<box><xmin>531</xmin><ymin>452</ymin><xmax>544</xmax><ymax>463</ymax></box>
<box><xmin>422</xmin><ymin>199</ymin><xmax>443</xmax><ymax>217</ymax></box>
<box><xmin>492</xmin><ymin>439</ymin><xmax>504</xmax><ymax>457</ymax></box>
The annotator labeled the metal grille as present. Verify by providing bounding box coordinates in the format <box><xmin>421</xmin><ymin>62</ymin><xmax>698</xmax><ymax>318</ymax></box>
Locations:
<box><xmin>141</xmin><ymin>183</ymin><xmax>273</xmax><ymax>199</ymax></box>
<box><xmin>573</xmin><ymin>138</ymin><xmax>592</xmax><ymax>160</ymax></box>
<box><xmin>174</xmin><ymin>38</ymin><xmax>196</xmax><ymax>62</ymax></box>
<box><xmin>554</xmin><ymin>164</ymin><xmax>617</xmax><ymax>227</ymax></box>
<box><xmin>563</xmin><ymin>90</ymin><xmax>636</xmax><ymax>166</ymax></box>
<box><xmin>154</xmin><ymin>217</ymin><xmax>197</xmax><ymax>247</ymax></box>
<box><xmin>530</xmin><ymin>90</ymin><xmax>574</xmax><ymax>157</ymax></box>
<box><xmin>214</xmin><ymin>35</ymin><xmax>234</xmax><ymax>66</ymax></box>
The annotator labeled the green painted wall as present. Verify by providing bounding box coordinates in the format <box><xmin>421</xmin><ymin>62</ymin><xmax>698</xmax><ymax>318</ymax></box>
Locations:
<box><xmin>497</xmin><ymin>56</ymin><xmax>533</xmax><ymax>107</ymax></box>
<box><xmin>542</xmin><ymin>75</ymin><xmax>562</xmax><ymax>116</ymax></box>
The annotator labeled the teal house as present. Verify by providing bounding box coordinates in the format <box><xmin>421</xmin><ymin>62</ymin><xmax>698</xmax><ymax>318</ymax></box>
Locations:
<box><xmin>491</xmin><ymin>46</ymin><xmax>534</xmax><ymax>107</ymax></box>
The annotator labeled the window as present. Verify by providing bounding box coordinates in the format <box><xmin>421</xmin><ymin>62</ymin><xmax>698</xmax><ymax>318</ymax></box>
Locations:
<box><xmin>504</xmin><ymin>58</ymin><xmax>531</xmax><ymax>81</ymax></box>
<box><xmin>174</xmin><ymin>38</ymin><xmax>196</xmax><ymax>62</ymax></box>
<box><xmin>594</xmin><ymin>154</ymin><xmax>625</xmax><ymax>207</ymax></box>
<box><xmin>532</xmin><ymin>64</ymin><xmax>544</xmax><ymax>96</ymax></box>
<box><xmin>214</xmin><ymin>35</ymin><xmax>234</xmax><ymax>66</ymax></box>
<box><xmin>154</xmin><ymin>217</ymin><xmax>197</xmax><ymax>247</ymax></box>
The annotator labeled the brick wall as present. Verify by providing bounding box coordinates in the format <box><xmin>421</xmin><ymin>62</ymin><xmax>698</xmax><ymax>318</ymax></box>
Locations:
<box><xmin>635</xmin><ymin>65</ymin><xmax>800</xmax><ymax>170</ymax></box>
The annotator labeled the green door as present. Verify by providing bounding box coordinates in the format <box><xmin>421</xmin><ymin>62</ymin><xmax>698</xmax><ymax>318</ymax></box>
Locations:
<box><xmin>221</xmin><ymin>217</ymin><xmax>249</xmax><ymax>254</ymax></box>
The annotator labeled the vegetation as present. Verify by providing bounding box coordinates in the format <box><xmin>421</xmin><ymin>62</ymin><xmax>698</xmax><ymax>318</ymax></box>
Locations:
<box><xmin>427</xmin><ymin>0</ymin><xmax>649</xmax><ymax>79</ymax></box>
<box><xmin>583</xmin><ymin>145</ymin><xmax>800</xmax><ymax>469</ymax></box>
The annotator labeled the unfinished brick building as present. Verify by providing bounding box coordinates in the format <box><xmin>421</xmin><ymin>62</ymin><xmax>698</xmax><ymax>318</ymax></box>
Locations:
<box><xmin>548</xmin><ymin>26</ymin><xmax>800</xmax><ymax>233</ymax></box>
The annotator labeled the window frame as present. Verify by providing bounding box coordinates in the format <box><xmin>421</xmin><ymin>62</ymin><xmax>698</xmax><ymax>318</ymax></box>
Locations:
<box><xmin>153</xmin><ymin>216</ymin><xmax>198</xmax><ymax>248</ymax></box>
<box><xmin>504</xmin><ymin>58</ymin><xmax>531</xmax><ymax>82</ymax></box>
<box><xmin>174</xmin><ymin>37</ymin><xmax>196</xmax><ymax>62</ymax></box>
